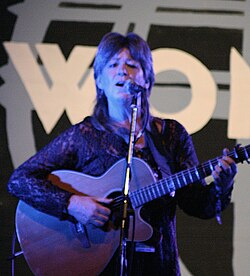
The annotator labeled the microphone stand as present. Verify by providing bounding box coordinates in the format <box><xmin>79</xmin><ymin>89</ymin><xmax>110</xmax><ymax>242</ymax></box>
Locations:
<box><xmin>119</xmin><ymin>93</ymin><xmax>139</xmax><ymax>276</ymax></box>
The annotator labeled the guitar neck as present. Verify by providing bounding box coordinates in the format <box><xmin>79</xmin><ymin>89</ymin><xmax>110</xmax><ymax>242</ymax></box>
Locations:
<box><xmin>130</xmin><ymin>144</ymin><xmax>250</xmax><ymax>208</ymax></box>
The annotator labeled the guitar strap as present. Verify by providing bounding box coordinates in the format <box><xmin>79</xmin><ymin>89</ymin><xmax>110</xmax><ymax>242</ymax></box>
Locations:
<box><xmin>145</xmin><ymin>117</ymin><xmax>175</xmax><ymax>180</ymax></box>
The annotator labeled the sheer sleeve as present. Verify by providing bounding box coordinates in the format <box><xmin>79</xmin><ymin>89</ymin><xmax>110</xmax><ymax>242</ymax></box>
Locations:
<box><xmin>7</xmin><ymin>124</ymin><xmax>84</xmax><ymax>219</ymax></box>
<box><xmin>162</xmin><ymin>119</ymin><xmax>233</xmax><ymax>219</ymax></box>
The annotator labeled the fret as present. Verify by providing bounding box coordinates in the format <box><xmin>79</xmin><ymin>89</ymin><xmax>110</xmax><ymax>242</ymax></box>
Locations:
<box><xmin>137</xmin><ymin>190</ymin><xmax>144</xmax><ymax>205</ymax></box>
<box><xmin>204</xmin><ymin>163</ymin><xmax>212</xmax><ymax>176</ymax></box>
<box><xmin>177</xmin><ymin>173</ymin><xmax>184</xmax><ymax>188</ymax></box>
<box><xmin>167</xmin><ymin>178</ymin><xmax>175</xmax><ymax>193</ymax></box>
<box><xmin>150</xmin><ymin>184</ymin><xmax>157</xmax><ymax>199</ymax></box>
<box><xmin>161</xmin><ymin>180</ymin><xmax>168</xmax><ymax>195</ymax></box>
<box><xmin>146</xmin><ymin>186</ymin><xmax>154</xmax><ymax>201</ymax></box>
<box><xmin>140</xmin><ymin>187</ymin><xmax>148</xmax><ymax>204</ymax></box>
<box><xmin>143</xmin><ymin>186</ymin><xmax>152</xmax><ymax>203</ymax></box>
<box><xmin>130</xmin><ymin>145</ymin><xmax>250</xmax><ymax>208</ymax></box>
<box><xmin>200</xmin><ymin>164</ymin><xmax>206</xmax><ymax>177</ymax></box>
<box><xmin>173</xmin><ymin>175</ymin><xmax>181</xmax><ymax>189</ymax></box>
<box><xmin>194</xmin><ymin>167</ymin><xmax>200</xmax><ymax>180</ymax></box>
<box><xmin>132</xmin><ymin>191</ymin><xmax>138</xmax><ymax>207</ymax></box>
<box><xmin>130</xmin><ymin>194</ymin><xmax>137</xmax><ymax>208</ymax></box>
<box><xmin>134</xmin><ymin>191</ymin><xmax>141</xmax><ymax>207</ymax></box>
<box><xmin>156</xmin><ymin>181</ymin><xmax>163</xmax><ymax>196</ymax></box>
<box><xmin>153</xmin><ymin>184</ymin><xmax>160</xmax><ymax>198</ymax></box>
<box><xmin>233</xmin><ymin>148</ymin><xmax>239</xmax><ymax>159</ymax></box>
<box><xmin>160</xmin><ymin>180</ymin><xmax>167</xmax><ymax>195</ymax></box>
<box><xmin>133</xmin><ymin>192</ymin><xmax>141</xmax><ymax>207</ymax></box>
<box><xmin>242</xmin><ymin>147</ymin><xmax>250</xmax><ymax>164</ymax></box>
<box><xmin>208</xmin><ymin>160</ymin><xmax>214</xmax><ymax>172</ymax></box>
<box><xmin>188</xmin><ymin>170</ymin><xmax>194</xmax><ymax>183</ymax></box>
<box><xmin>181</xmin><ymin>171</ymin><xmax>187</xmax><ymax>186</ymax></box>
<box><xmin>176</xmin><ymin>175</ymin><xmax>181</xmax><ymax>189</ymax></box>
<box><xmin>243</xmin><ymin>147</ymin><xmax>249</xmax><ymax>160</ymax></box>
<box><xmin>215</xmin><ymin>158</ymin><xmax>220</xmax><ymax>169</ymax></box>
<box><xmin>155</xmin><ymin>182</ymin><xmax>162</xmax><ymax>197</ymax></box>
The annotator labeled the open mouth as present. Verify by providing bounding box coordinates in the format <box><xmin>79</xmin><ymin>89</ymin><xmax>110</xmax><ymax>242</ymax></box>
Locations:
<box><xmin>115</xmin><ymin>81</ymin><xmax>125</xmax><ymax>87</ymax></box>
<box><xmin>115</xmin><ymin>80</ymin><xmax>133</xmax><ymax>95</ymax></box>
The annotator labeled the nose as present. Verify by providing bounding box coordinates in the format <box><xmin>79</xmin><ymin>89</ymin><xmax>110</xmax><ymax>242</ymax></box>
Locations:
<box><xmin>118</xmin><ymin>64</ymin><xmax>128</xmax><ymax>76</ymax></box>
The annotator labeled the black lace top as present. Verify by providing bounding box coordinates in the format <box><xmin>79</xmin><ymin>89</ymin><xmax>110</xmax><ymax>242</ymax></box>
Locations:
<box><xmin>8</xmin><ymin>116</ymin><xmax>233</xmax><ymax>275</ymax></box>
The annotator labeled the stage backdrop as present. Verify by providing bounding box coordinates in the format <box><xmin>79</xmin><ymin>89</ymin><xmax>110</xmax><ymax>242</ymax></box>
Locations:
<box><xmin>1</xmin><ymin>0</ymin><xmax>250</xmax><ymax>275</ymax></box>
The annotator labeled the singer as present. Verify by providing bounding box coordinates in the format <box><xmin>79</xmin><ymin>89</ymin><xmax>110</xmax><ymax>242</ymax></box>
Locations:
<box><xmin>8</xmin><ymin>32</ymin><xmax>237</xmax><ymax>275</ymax></box>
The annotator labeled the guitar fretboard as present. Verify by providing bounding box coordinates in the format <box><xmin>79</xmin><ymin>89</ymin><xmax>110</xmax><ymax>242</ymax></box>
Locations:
<box><xmin>130</xmin><ymin>144</ymin><xmax>250</xmax><ymax>208</ymax></box>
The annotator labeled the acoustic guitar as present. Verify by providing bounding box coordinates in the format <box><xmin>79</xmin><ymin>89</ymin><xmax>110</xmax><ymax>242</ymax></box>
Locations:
<box><xmin>16</xmin><ymin>145</ymin><xmax>250</xmax><ymax>275</ymax></box>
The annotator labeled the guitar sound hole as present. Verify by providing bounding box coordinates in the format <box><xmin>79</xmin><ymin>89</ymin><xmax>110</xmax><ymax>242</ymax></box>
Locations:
<box><xmin>102</xmin><ymin>191</ymin><xmax>133</xmax><ymax>231</ymax></box>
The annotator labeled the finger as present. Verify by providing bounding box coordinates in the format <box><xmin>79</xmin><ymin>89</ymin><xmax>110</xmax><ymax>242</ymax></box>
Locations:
<box><xmin>92</xmin><ymin>213</ymin><xmax>109</xmax><ymax>227</ymax></box>
<box><xmin>222</xmin><ymin>155</ymin><xmax>234</xmax><ymax>166</ymax></box>
<box><xmin>97</xmin><ymin>197</ymin><xmax>113</xmax><ymax>204</ymax></box>
<box><xmin>218</xmin><ymin>159</ymin><xmax>230</xmax><ymax>173</ymax></box>
<box><xmin>212</xmin><ymin>170</ymin><xmax>221</xmax><ymax>185</ymax></box>
<box><xmin>92</xmin><ymin>202</ymin><xmax>111</xmax><ymax>218</ymax></box>
<box><xmin>98</xmin><ymin>212</ymin><xmax>110</xmax><ymax>222</ymax></box>
<box><xmin>223</xmin><ymin>148</ymin><xmax>229</xmax><ymax>156</ymax></box>
<box><xmin>214</xmin><ymin>164</ymin><xmax>222</xmax><ymax>174</ymax></box>
<box><xmin>219</xmin><ymin>158</ymin><xmax>237</xmax><ymax>176</ymax></box>
<box><xmin>231</xmin><ymin>162</ymin><xmax>238</xmax><ymax>174</ymax></box>
<box><xmin>223</xmin><ymin>162</ymin><xmax>237</xmax><ymax>177</ymax></box>
<box><xmin>96</xmin><ymin>198</ymin><xmax>112</xmax><ymax>213</ymax></box>
<box><xmin>92</xmin><ymin>219</ymin><xmax>106</xmax><ymax>227</ymax></box>
<box><xmin>213</xmin><ymin>164</ymin><xmax>227</xmax><ymax>179</ymax></box>
<box><xmin>222</xmin><ymin>148</ymin><xmax>236</xmax><ymax>164</ymax></box>
<box><xmin>96</xmin><ymin>205</ymin><xmax>111</xmax><ymax>217</ymax></box>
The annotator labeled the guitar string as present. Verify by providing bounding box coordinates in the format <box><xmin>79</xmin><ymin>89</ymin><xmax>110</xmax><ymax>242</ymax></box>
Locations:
<box><xmin>107</xmin><ymin>146</ymin><xmax>249</xmax><ymax>210</ymax></box>
<box><xmin>109</xmin><ymin>154</ymin><xmax>234</xmax><ymax>209</ymax></box>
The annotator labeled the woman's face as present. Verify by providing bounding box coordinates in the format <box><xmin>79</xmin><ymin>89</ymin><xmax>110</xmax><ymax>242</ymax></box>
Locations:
<box><xmin>97</xmin><ymin>48</ymin><xmax>148</xmax><ymax>104</ymax></box>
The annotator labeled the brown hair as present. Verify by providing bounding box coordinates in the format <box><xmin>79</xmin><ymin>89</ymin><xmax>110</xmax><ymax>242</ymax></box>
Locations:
<box><xmin>92</xmin><ymin>32</ymin><xmax>154</xmax><ymax>129</ymax></box>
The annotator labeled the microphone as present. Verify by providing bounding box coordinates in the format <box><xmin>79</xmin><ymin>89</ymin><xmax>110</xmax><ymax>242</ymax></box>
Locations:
<box><xmin>125</xmin><ymin>80</ymin><xmax>146</xmax><ymax>95</ymax></box>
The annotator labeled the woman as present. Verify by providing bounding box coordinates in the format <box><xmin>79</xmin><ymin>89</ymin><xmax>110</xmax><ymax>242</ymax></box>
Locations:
<box><xmin>8</xmin><ymin>32</ymin><xmax>237</xmax><ymax>275</ymax></box>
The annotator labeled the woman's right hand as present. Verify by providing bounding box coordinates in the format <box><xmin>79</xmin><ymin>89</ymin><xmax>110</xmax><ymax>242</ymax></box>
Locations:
<box><xmin>67</xmin><ymin>195</ymin><xmax>112</xmax><ymax>227</ymax></box>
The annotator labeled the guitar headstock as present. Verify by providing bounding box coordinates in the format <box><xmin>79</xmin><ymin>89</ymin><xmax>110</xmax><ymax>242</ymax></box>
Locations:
<box><xmin>232</xmin><ymin>144</ymin><xmax>250</xmax><ymax>164</ymax></box>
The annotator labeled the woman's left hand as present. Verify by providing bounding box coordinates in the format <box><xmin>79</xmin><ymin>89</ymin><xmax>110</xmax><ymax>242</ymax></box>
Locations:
<box><xmin>212</xmin><ymin>148</ymin><xmax>238</xmax><ymax>192</ymax></box>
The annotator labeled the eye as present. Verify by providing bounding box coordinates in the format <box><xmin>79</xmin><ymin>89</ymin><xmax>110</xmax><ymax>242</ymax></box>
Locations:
<box><xmin>126</xmin><ymin>59</ymin><xmax>141</xmax><ymax>68</ymax></box>
<box><xmin>126</xmin><ymin>61</ymin><xmax>139</xmax><ymax>69</ymax></box>
<box><xmin>108</xmin><ymin>62</ymin><xmax>118</xmax><ymax>68</ymax></box>
<box><xmin>127</xmin><ymin>64</ymin><xmax>137</xmax><ymax>68</ymax></box>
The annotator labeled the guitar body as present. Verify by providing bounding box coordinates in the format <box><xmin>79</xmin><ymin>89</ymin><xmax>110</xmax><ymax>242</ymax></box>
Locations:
<box><xmin>16</xmin><ymin>158</ymin><xmax>155</xmax><ymax>275</ymax></box>
<box><xmin>15</xmin><ymin>144</ymin><xmax>250</xmax><ymax>275</ymax></box>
